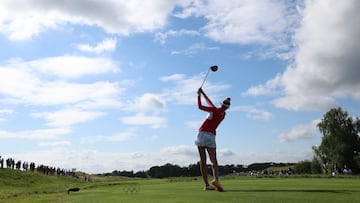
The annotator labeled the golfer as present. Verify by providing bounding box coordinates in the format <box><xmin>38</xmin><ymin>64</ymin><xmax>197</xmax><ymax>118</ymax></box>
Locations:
<box><xmin>195</xmin><ymin>87</ymin><xmax>230</xmax><ymax>191</ymax></box>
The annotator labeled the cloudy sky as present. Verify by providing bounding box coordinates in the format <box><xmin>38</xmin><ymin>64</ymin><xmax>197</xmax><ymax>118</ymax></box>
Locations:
<box><xmin>1</xmin><ymin>0</ymin><xmax>359</xmax><ymax>174</ymax></box>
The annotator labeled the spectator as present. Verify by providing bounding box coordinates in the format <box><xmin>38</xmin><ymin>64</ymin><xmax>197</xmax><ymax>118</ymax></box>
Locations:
<box><xmin>343</xmin><ymin>165</ymin><xmax>352</xmax><ymax>175</ymax></box>
<box><xmin>0</xmin><ymin>156</ymin><xmax>3</xmax><ymax>168</ymax></box>
<box><xmin>23</xmin><ymin>161</ymin><xmax>29</xmax><ymax>171</ymax></box>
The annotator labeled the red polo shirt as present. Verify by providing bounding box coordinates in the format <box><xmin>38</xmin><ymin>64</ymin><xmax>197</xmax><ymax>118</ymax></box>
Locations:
<box><xmin>198</xmin><ymin>95</ymin><xmax>226</xmax><ymax>135</ymax></box>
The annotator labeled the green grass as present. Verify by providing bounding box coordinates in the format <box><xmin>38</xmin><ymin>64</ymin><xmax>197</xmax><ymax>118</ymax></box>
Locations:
<box><xmin>1</xmin><ymin>169</ymin><xmax>360</xmax><ymax>203</ymax></box>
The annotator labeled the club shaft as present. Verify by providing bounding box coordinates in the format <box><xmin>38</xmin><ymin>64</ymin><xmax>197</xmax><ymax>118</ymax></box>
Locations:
<box><xmin>200</xmin><ymin>68</ymin><xmax>211</xmax><ymax>88</ymax></box>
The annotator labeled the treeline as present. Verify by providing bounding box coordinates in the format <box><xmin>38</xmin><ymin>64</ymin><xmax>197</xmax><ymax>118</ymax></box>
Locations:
<box><xmin>99</xmin><ymin>162</ymin><xmax>295</xmax><ymax>178</ymax></box>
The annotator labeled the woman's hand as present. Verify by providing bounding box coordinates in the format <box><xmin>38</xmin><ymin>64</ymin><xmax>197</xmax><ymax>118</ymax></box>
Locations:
<box><xmin>197</xmin><ymin>88</ymin><xmax>203</xmax><ymax>96</ymax></box>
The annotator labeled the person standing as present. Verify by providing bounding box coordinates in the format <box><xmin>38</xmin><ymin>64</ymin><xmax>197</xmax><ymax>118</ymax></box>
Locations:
<box><xmin>195</xmin><ymin>87</ymin><xmax>230</xmax><ymax>191</ymax></box>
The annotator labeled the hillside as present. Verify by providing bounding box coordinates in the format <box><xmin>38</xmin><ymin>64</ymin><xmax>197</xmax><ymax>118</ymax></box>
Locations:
<box><xmin>0</xmin><ymin>168</ymin><xmax>82</xmax><ymax>200</ymax></box>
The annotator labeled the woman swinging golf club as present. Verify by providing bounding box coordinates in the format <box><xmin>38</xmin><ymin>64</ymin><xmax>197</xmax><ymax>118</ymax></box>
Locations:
<box><xmin>195</xmin><ymin>87</ymin><xmax>231</xmax><ymax>191</ymax></box>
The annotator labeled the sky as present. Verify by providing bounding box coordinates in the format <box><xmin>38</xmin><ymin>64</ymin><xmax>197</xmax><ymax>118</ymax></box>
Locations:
<box><xmin>0</xmin><ymin>0</ymin><xmax>359</xmax><ymax>174</ymax></box>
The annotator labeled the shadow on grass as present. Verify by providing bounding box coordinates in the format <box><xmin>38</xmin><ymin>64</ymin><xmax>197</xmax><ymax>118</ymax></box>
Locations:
<box><xmin>224</xmin><ymin>189</ymin><xmax>356</xmax><ymax>194</ymax></box>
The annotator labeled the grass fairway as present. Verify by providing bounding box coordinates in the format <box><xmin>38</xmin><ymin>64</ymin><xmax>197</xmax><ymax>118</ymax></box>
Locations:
<box><xmin>1</xmin><ymin>169</ymin><xmax>360</xmax><ymax>203</ymax></box>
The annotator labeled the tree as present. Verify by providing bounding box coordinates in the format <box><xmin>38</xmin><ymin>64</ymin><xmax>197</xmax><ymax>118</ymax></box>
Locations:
<box><xmin>314</xmin><ymin>107</ymin><xmax>360</xmax><ymax>173</ymax></box>
<box><xmin>310</xmin><ymin>157</ymin><xmax>322</xmax><ymax>174</ymax></box>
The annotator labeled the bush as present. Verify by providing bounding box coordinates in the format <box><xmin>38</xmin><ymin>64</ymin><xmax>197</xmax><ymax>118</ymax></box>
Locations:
<box><xmin>294</xmin><ymin>160</ymin><xmax>311</xmax><ymax>174</ymax></box>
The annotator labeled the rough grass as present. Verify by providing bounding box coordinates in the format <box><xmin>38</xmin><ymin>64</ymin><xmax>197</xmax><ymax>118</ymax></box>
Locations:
<box><xmin>0</xmin><ymin>168</ymin><xmax>81</xmax><ymax>200</ymax></box>
<box><xmin>1</xmin><ymin>169</ymin><xmax>360</xmax><ymax>203</ymax></box>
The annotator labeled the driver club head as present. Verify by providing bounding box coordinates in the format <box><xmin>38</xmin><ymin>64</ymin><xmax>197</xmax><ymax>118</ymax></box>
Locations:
<box><xmin>210</xmin><ymin>65</ymin><xmax>218</xmax><ymax>72</ymax></box>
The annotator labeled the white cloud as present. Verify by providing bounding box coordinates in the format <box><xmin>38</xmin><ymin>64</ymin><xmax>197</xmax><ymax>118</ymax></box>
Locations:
<box><xmin>81</xmin><ymin>130</ymin><xmax>136</xmax><ymax>144</ymax></box>
<box><xmin>171</xmin><ymin>43</ymin><xmax>220</xmax><ymax>55</ymax></box>
<box><xmin>279</xmin><ymin>119</ymin><xmax>320</xmax><ymax>143</ymax></box>
<box><xmin>4</xmin><ymin>80</ymin><xmax>122</xmax><ymax>107</ymax></box>
<box><xmin>242</xmin><ymin>74</ymin><xmax>282</xmax><ymax>96</ymax></box>
<box><xmin>0</xmin><ymin>109</ymin><xmax>13</xmax><ymax>122</ymax></box>
<box><xmin>131</xmin><ymin>93</ymin><xmax>166</xmax><ymax>113</ymax></box>
<box><xmin>119</xmin><ymin>94</ymin><xmax>167</xmax><ymax>128</ymax></box>
<box><xmin>38</xmin><ymin>141</ymin><xmax>71</xmax><ymax>147</ymax></box>
<box><xmin>144</xmin><ymin>135</ymin><xmax>159</xmax><ymax>141</ymax></box>
<box><xmin>32</xmin><ymin>108</ymin><xmax>106</xmax><ymax>128</ymax></box>
<box><xmin>30</xmin><ymin>56</ymin><xmax>120</xmax><ymax>78</ymax></box>
<box><xmin>0</xmin><ymin>0</ymin><xmax>179</xmax><ymax>40</ymax></box>
<box><xmin>185</xmin><ymin>121</ymin><xmax>201</xmax><ymax>130</ymax></box>
<box><xmin>246</xmin><ymin>109</ymin><xmax>273</xmax><ymax>120</ymax></box>
<box><xmin>0</xmin><ymin>56</ymin><xmax>124</xmax><ymax>131</ymax></box>
<box><xmin>218</xmin><ymin>148</ymin><xmax>236</xmax><ymax>157</ymax></box>
<box><xmin>161</xmin><ymin>145</ymin><xmax>198</xmax><ymax>157</ymax></box>
<box><xmin>120</xmin><ymin>113</ymin><xmax>166</xmax><ymax>128</ymax></box>
<box><xmin>0</xmin><ymin>64</ymin><xmax>39</xmax><ymax>101</ymax></box>
<box><xmin>0</xmin><ymin>109</ymin><xmax>13</xmax><ymax>114</ymax></box>
<box><xmin>0</xmin><ymin>0</ymin><xmax>301</xmax><ymax>61</ymax></box>
<box><xmin>176</xmin><ymin>0</ymin><xmax>300</xmax><ymax>58</ymax></box>
<box><xmin>76</xmin><ymin>38</ymin><xmax>117</xmax><ymax>54</ymax></box>
<box><xmin>173</xmin><ymin>0</ymin><xmax>204</xmax><ymax>19</ymax></box>
<box><xmin>244</xmin><ymin>0</ymin><xmax>360</xmax><ymax>111</ymax></box>
<box><xmin>278</xmin><ymin>0</ymin><xmax>360</xmax><ymax>108</ymax></box>
<box><xmin>159</xmin><ymin>74</ymin><xmax>186</xmax><ymax>82</ymax></box>
<box><xmin>204</xmin><ymin>0</ymin><xmax>294</xmax><ymax>44</ymax></box>
<box><xmin>0</xmin><ymin>128</ymin><xmax>71</xmax><ymax>140</ymax></box>
<box><xmin>273</xmin><ymin>95</ymin><xmax>337</xmax><ymax>111</ymax></box>
<box><xmin>154</xmin><ymin>29</ymin><xmax>200</xmax><ymax>45</ymax></box>
<box><xmin>230</xmin><ymin>105</ymin><xmax>273</xmax><ymax>120</ymax></box>
<box><xmin>0</xmin><ymin>58</ymin><xmax>122</xmax><ymax>106</ymax></box>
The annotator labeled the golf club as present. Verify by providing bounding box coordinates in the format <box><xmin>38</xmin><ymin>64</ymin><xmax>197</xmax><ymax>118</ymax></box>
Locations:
<box><xmin>200</xmin><ymin>65</ymin><xmax>218</xmax><ymax>88</ymax></box>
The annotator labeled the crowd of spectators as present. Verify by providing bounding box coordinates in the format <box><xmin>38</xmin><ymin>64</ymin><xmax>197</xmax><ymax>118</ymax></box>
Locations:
<box><xmin>0</xmin><ymin>155</ymin><xmax>77</xmax><ymax>178</ymax></box>
<box><xmin>248</xmin><ymin>168</ymin><xmax>294</xmax><ymax>176</ymax></box>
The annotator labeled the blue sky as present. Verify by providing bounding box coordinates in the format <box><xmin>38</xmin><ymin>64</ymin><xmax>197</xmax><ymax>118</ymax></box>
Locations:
<box><xmin>0</xmin><ymin>0</ymin><xmax>359</xmax><ymax>174</ymax></box>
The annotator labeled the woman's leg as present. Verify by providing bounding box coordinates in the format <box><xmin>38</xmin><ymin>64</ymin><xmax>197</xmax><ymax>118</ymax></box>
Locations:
<box><xmin>207</xmin><ymin>147</ymin><xmax>223</xmax><ymax>191</ymax></box>
<box><xmin>197</xmin><ymin>146</ymin><xmax>209</xmax><ymax>185</ymax></box>
<box><xmin>206</xmin><ymin>147</ymin><xmax>219</xmax><ymax>181</ymax></box>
